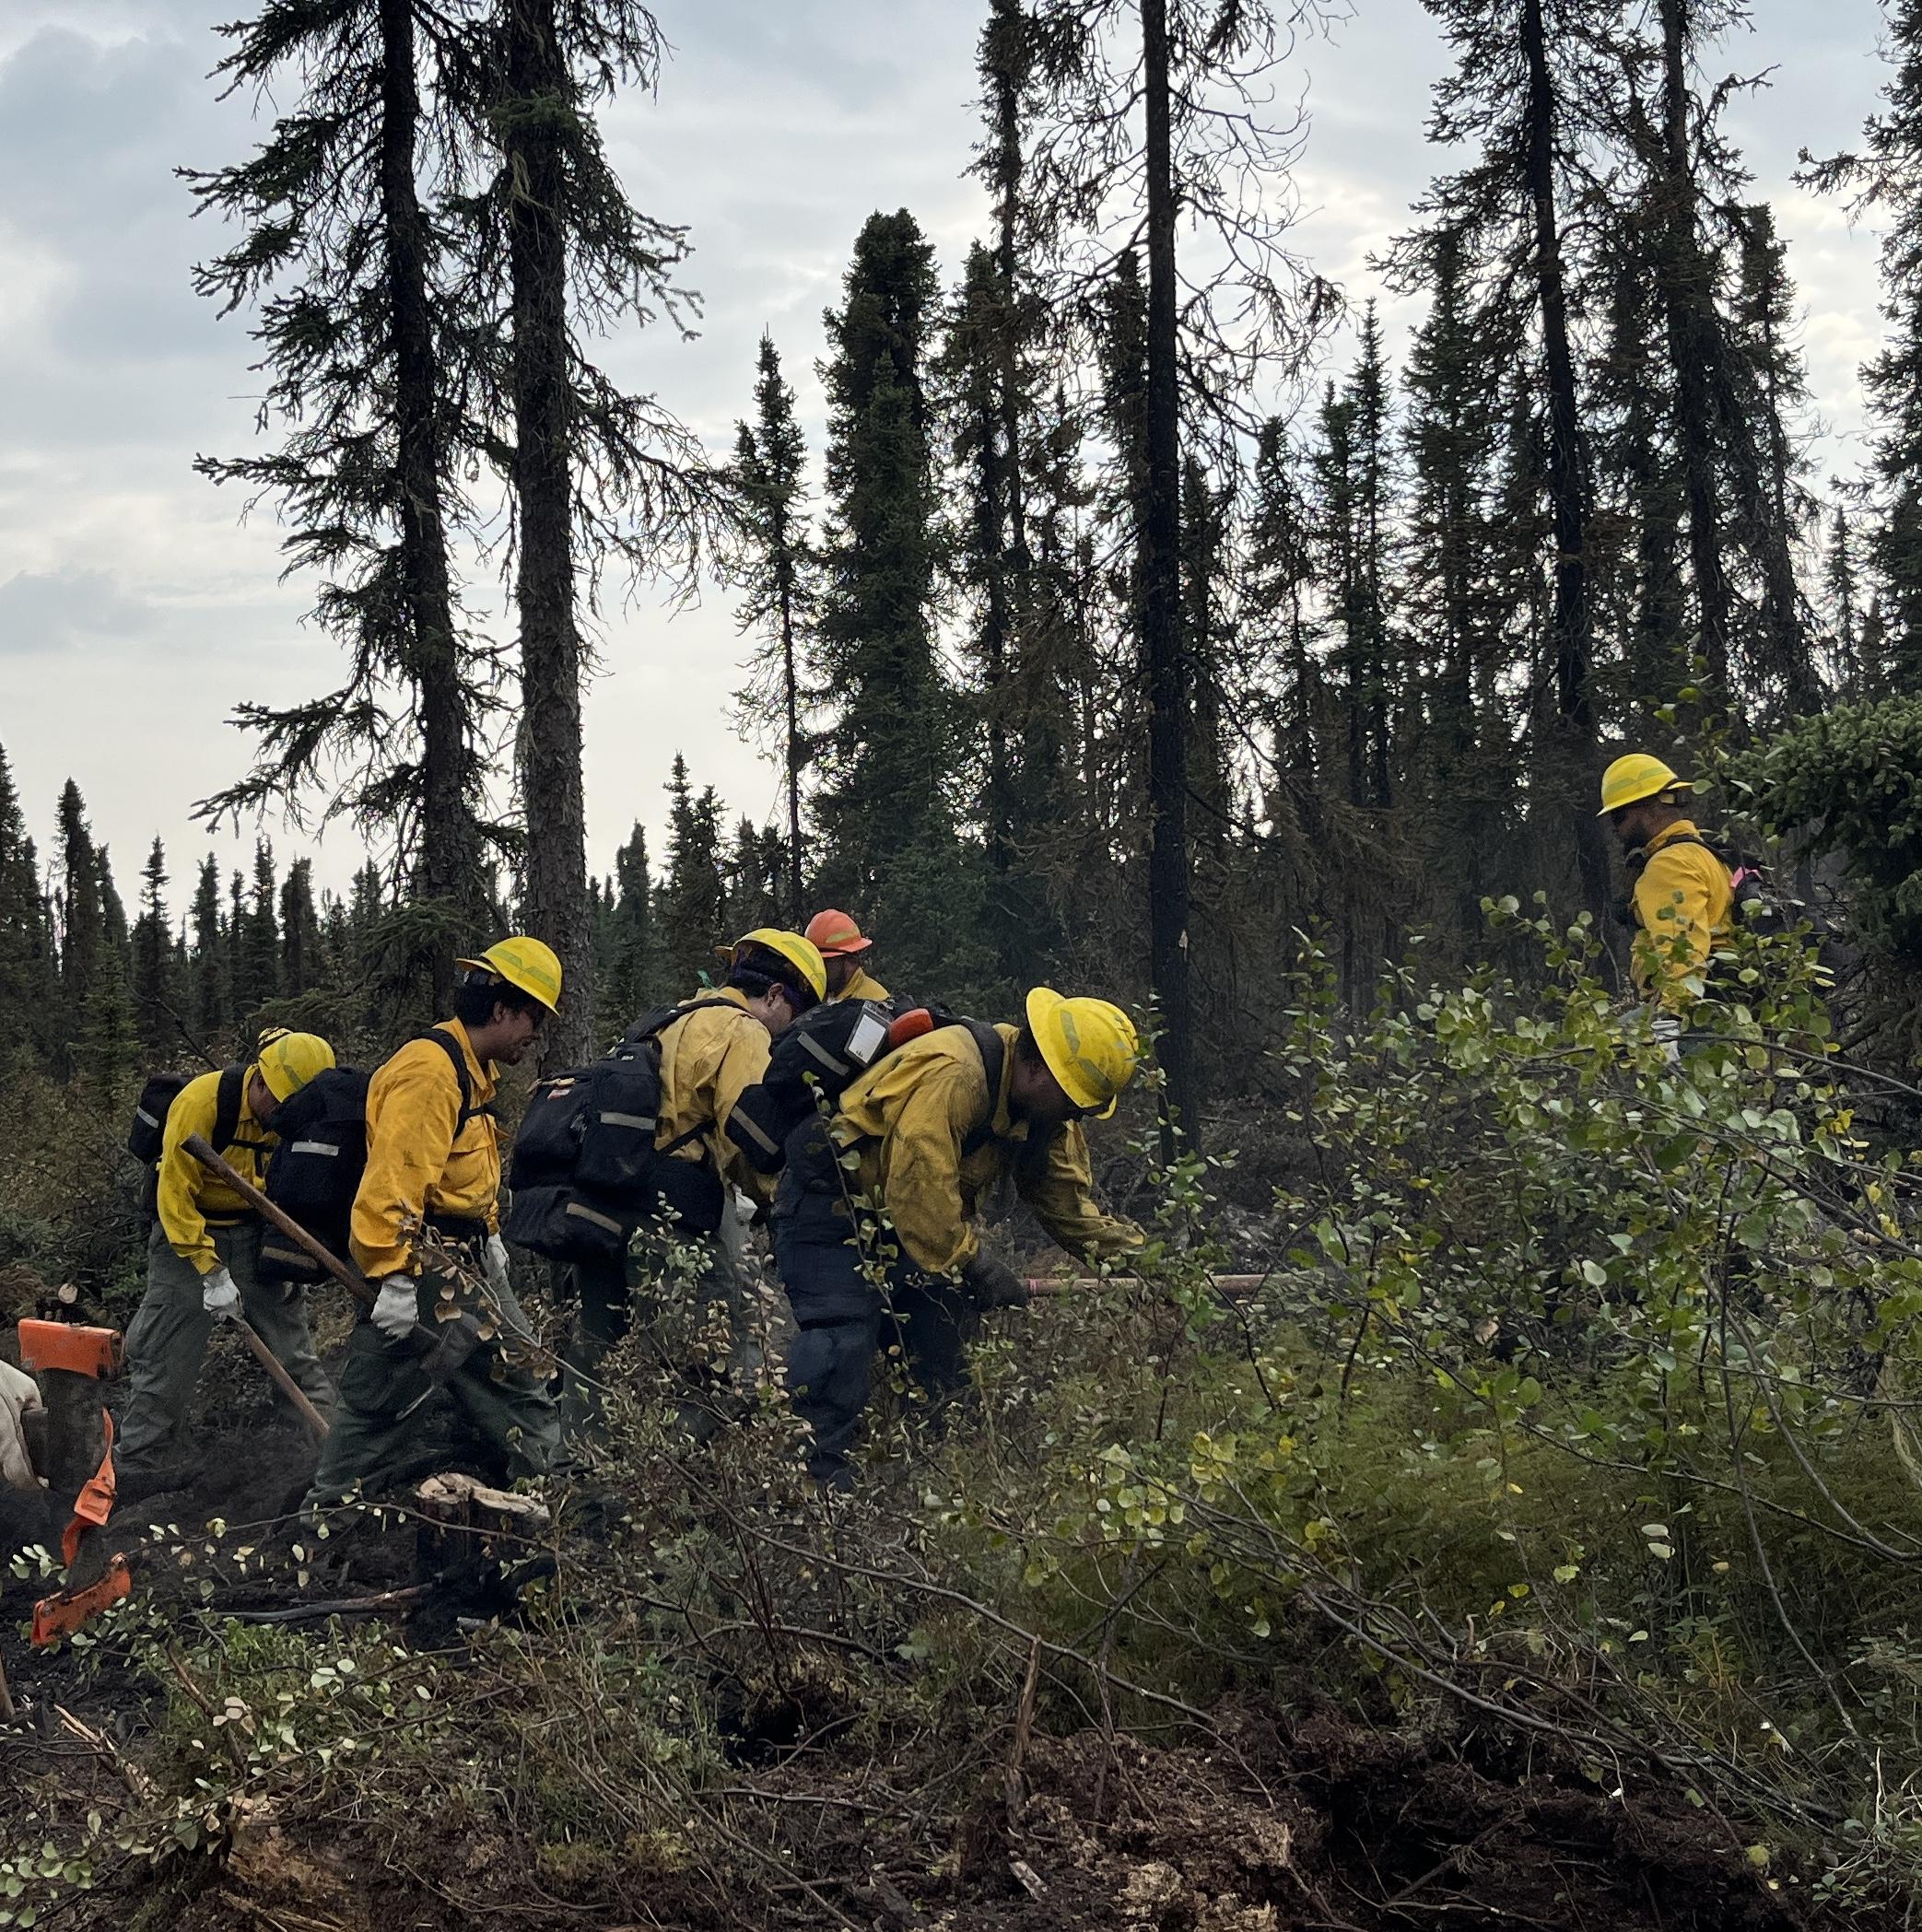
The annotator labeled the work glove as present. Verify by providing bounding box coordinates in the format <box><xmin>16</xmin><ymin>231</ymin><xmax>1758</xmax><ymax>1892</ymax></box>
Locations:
<box><xmin>961</xmin><ymin>1251</ymin><xmax>1030</xmax><ymax>1312</ymax></box>
<box><xmin>201</xmin><ymin>1266</ymin><xmax>241</xmax><ymax>1320</ymax></box>
<box><xmin>0</xmin><ymin>1360</ymin><xmax>46</xmax><ymax>1493</ymax></box>
<box><xmin>485</xmin><ymin>1234</ymin><xmax>511</xmax><ymax>1294</ymax></box>
<box><xmin>1650</xmin><ymin>1009</ymin><xmax>1683</xmax><ymax>1067</ymax></box>
<box><xmin>370</xmin><ymin>1279</ymin><xmax>419</xmax><ymax>1343</ymax></box>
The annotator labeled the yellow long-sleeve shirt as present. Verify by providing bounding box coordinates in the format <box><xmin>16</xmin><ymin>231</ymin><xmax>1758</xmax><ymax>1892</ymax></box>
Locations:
<box><xmin>657</xmin><ymin>989</ymin><xmax>778</xmax><ymax>1208</ymax></box>
<box><xmin>156</xmin><ymin>1065</ymin><xmax>275</xmax><ymax>1274</ymax></box>
<box><xmin>351</xmin><ymin>1021</ymin><xmax>499</xmax><ymax>1280</ymax></box>
<box><xmin>1630</xmin><ymin>820</ymin><xmax>1733</xmax><ymax>1007</ymax></box>
<box><xmin>832</xmin><ymin>966</ymin><xmax>891</xmax><ymax>1004</ymax></box>
<box><xmin>832</xmin><ymin>1021</ymin><xmax>1142</xmax><ymax>1277</ymax></box>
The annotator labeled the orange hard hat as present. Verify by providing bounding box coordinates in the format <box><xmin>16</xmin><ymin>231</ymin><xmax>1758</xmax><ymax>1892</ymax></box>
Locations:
<box><xmin>804</xmin><ymin>908</ymin><xmax>873</xmax><ymax>957</ymax></box>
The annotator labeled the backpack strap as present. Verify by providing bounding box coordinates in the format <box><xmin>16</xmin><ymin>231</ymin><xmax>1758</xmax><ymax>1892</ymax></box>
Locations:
<box><xmin>960</xmin><ymin>1021</ymin><xmax>1008</xmax><ymax>1159</ymax></box>
<box><xmin>632</xmin><ymin>999</ymin><xmax>743</xmax><ymax>1156</ymax></box>
<box><xmin>424</xmin><ymin>1027</ymin><xmax>486</xmax><ymax>1130</ymax></box>
<box><xmin>212</xmin><ymin>1063</ymin><xmax>246</xmax><ymax>1154</ymax></box>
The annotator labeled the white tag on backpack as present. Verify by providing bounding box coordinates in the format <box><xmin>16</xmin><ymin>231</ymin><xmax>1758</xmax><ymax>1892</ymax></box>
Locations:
<box><xmin>847</xmin><ymin>1008</ymin><xmax>889</xmax><ymax>1067</ymax></box>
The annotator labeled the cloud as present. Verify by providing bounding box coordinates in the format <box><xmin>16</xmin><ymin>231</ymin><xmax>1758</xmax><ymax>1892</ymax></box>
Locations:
<box><xmin>0</xmin><ymin>566</ymin><xmax>149</xmax><ymax>652</ymax></box>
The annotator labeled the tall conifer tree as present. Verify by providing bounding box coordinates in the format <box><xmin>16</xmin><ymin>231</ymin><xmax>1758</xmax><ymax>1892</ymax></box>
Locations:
<box><xmin>133</xmin><ymin>837</ymin><xmax>173</xmax><ymax>1065</ymax></box>
<box><xmin>186</xmin><ymin>0</ymin><xmax>496</xmax><ymax>1008</ymax></box>
<box><xmin>1800</xmin><ymin>0</ymin><xmax>1922</xmax><ymax>684</ymax></box>
<box><xmin>729</xmin><ymin>333</ymin><xmax>814</xmax><ymax>922</ymax></box>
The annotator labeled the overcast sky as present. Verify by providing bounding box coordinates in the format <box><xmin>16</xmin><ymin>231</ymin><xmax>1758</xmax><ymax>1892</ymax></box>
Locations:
<box><xmin>0</xmin><ymin>0</ymin><xmax>1893</xmax><ymax>910</ymax></box>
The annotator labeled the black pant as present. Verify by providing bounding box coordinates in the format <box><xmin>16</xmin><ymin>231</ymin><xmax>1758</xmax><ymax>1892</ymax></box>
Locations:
<box><xmin>771</xmin><ymin>1123</ymin><xmax>976</xmax><ymax>1487</ymax></box>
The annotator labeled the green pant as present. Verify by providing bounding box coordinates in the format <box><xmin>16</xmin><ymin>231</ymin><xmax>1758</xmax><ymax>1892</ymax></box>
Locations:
<box><xmin>303</xmin><ymin>1256</ymin><xmax>559</xmax><ymax>1513</ymax></box>
<box><xmin>558</xmin><ymin>1209</ymin><xmax>758</xmax><ymax>1449</ymax></box>
<box><xmin>119</xmin><ymin>1220</ymin><xmax>336</xmax><ymax>1473</ymax></box>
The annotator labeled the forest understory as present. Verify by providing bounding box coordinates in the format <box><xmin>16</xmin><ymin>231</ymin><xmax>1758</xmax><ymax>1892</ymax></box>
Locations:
<box><xmin>6</xmin><ymin>923</ymin><xmax>1922</xmax><ymax>1930</ymax></box>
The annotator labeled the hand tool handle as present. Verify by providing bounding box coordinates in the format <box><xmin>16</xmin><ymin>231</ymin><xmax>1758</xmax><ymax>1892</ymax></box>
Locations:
<box><xmin>227</xmin><ymin>1315</ymin><xmax>329</xmax><ymax>1441</ymax></box>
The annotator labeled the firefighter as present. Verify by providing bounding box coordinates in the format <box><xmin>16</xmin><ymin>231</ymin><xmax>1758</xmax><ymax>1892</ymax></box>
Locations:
<box><xmin>303</xmin><ymin>940</ymin><xmax>562</xmax><ymax>1512</ymax></box>
<box><xmin>117</xmin><ymin>1030</ymin><xmax>338</xmax><ymax>1495</ymax></box>
<box><xmin>1600</xmin><ymin>753</ymin><xmax>1734</xmax><ymax>1053</ymax></box>
<box><xmin>805</xmin><ymin>909</ymin><xmax>889</xmax><ymax>1003</ymax></box>
<box><xmin>772</xmin><ymin>988</ymin><xmax>1143</xmax><ymax>1487</ymax></box>
<box><xmin>559</xmin><ymin>929</ymin><xmax>826</xmax><ymax>1448</ymax></box>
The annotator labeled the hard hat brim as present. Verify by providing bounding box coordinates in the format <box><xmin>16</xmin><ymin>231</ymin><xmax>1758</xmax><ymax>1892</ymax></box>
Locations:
<box><xmin>1596</xmin><ymin>776</ymin><xmax>1693</xmax><ymax>817</ymax></box>
<box><xmin>817</xmin><ymin>934</ymin><xmax>873</xmax><ymax>956</ymax></box>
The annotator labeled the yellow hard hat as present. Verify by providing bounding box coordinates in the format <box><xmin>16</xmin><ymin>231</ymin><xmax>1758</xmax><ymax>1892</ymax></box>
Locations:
<box><xmin>1598</xmin><ymin>753</ymin><xmax>1690</xmax><ymax>816</ymax></box>
<box><xmin>1025</xmin><ymin>988</ymin><xmax>1140</xmax><ymax>1119</ymax></box>
<box><xmin>456</xmin><ymin>935</ymin><xmax>563</xmax><ymax>1013</ymax></box>
<box><xmin>256</xmin><ymin>1031</ymin><xmax>335</xmax><ymax>1103</ymax></box>
<box><xmin>719</xmin><ymin>927</ymin><xmax>827</xmax><ymax>1002</ymax></box>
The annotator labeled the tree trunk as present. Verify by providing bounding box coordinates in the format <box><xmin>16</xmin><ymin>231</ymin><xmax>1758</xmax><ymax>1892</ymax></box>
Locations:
<box><xmin>1752</xmin><ymin>276</ymin><xmax>1820</xmax><ymax>714</ymax></box>
<box><xmin>778</xmin><ymin>533</ymin><xmax>804</xmax><ymax>921</ymax></box>
<box><xmin>1141</xmin><ymin>0</ymin><xmax>1198</xmax><ymax>1153</ymax></box>
<box><xmin>379</xmin><ymin>0</ymin><xmax>480</xmax><ymax>1010</ymax></box>
<box><xmin>1521</xmin><ymin>0</ymin><xmax>1610</xmax><ymax>925</ymax></box>
<box><xmin>503</xmin><ymin>0</ymin><xmax>592</xmax><ymax>1069</ymax></box>
<box><xmin>1656</xmin><ymin>0</ymin><xmax>1732</xmax><ymax>708</ymax></box>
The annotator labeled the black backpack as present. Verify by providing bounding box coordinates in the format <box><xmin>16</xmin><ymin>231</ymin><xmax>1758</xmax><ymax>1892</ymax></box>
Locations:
<box><xmin>725</xmin><ymin>1001</ymin><xmax>1008</xmax><ymax>1176</ymax></box>
<box><xmin>127</xmin><ymin>1063</ymin><xmax>264</xmax><ymax>1220</ymax></box>
<box><xmin>257</xmin><ymin>1067</ymin><xmax>371</xmax><ymax>1285</ymax></box>
<box><xmin>504</xmin><ymin>1000</ymin><xmax>738</xmax><ymax>1266</ymax></box>
<box><xmin>254</xmin><ymin>1028</ymin><xmax>480</xmax><ymax>1282</ymax></box>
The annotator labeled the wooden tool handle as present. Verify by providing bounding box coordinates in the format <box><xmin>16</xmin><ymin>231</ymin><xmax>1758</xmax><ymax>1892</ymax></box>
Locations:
<box><xmin>182</xmin><ymin>1133</ymin><xmax>376</xmax><ymax>1310</ymax></box>
<box><xmin>228</xmin><ymin>1316</ymin><xmax>329</xmax><ymax>1442</ymax></box>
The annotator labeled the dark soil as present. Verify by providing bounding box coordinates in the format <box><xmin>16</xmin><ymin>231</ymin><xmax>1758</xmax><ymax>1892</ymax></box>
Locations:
<box><xmin>25</xmin><ymin>1695</ymin><xmax>1839</xmax><ymax>1932</ymax></box>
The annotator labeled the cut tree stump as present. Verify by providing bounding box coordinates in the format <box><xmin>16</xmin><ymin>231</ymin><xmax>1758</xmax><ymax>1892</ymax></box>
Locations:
<box><xmin>413</xmin><ymin>1473</ymin><xmax>550</xmax><ymax>1585</ymax></box>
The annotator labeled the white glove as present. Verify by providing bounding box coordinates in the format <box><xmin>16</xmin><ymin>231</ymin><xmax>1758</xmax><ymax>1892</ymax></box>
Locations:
<box><xmin>485</xmin><ymin>1234</ymin><xmax>511</xmax><ymax>1294</ymax></box>
<box><xmin>371</xmin><ymin>1280</ymin><xmax>419</xmax><ymax>1342</ymax></box>
<box><xmin>1651</xmin><ymin>1010</ymin><xmax>1683</xmax><ymax>1066</ymax></box>
<box><xmin>202</xmin><ymin>1266</ymin><xmax>241</xmax><ymax>1319</ymax></box>
<box><xmin>0</xmin><ymin>1360</ymin><xmax>46</xmax><ymax>1493</ymax></box>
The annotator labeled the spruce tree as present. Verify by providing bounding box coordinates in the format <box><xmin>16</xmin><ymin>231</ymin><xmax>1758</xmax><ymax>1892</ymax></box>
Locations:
<box><xmin>1401</xmin><ymin>239</ymin><xmax>1509</xmax><ymax>933</ymax></box>
<box><xmin>280</xmin><ymin>857</ymin><xmax>322</xmax><ymax>996</ymax></box>
<box><xmin>1588</xmin><ymin>229</ymin><xmax>1687</xmax><ymax>731</ymax></box>
<box><xmin>1178</xmin><ymin>453</ymin><xmax>1234</xmax><ymax>856</ymax></box>
<box><xmin>473</xmin><ymin>0</ymin><xmax>711</xmax><ymax>1070</ymax></box>
<box><xmin>657</xmin><ymin>756</ymin><xmax>726</xmax><ymax>995</ymax></box>
<box><xmin>190</xmin><ymin>854</ymin><xmax>229</xmax><ymax>1049</ymax></box>
<box><xmin>728</xmin><ymin>333</ymin><xmax>814</xmax><ymax>922</ymax></box>
<box><xmin>0</xmin><ymin>747</ymin><xmax>56</xmax><ymax>1080</ymax></box>
<box><xmin>1639</xmin><ymin>0</ymin><xmax>1742</xmax><ymax>705</ymax></box>
<box><xmin>1344</xmin><ymin>306</ymin><xmax>1398</xmax><ymax>817</ymax></box>
<box><xmin>53</xmin><ymin>780</ymin><xmax>105</xmax><ymax>1079</ymax></box>
<box><xmin>1799</xmin><ymin>0</ymin><xmax>1922</xmax><ymax>684</ymax></box>
<box><xmin>238</xmin><ymin>839</ymin><xmax>282</xmax><ymax>1025</ymax></box>
<box><xmin>133</xmin><ymin>837</ymin><xmax>173</xmax><ymax>1066</ymax></box>
<box><xmin>80</xmin><ymin>961</ymin><xmax>140</xmax><ymax>1095</ymax></box>
<box><xmin>185</xmin><ymin>0</ymin><xmax>495</xmax><ymax>1008</ymax></box>
<box><xmin>1824</xmin><ymin>506</ymin><xmax>1863</xmax><ymax>694</ymax></box>
<box><xmin>1729</xmin><ymin>202</ymin><xmax>1821</xmax><ymax>715</ymax></box>
<box><xmin>1243</xmin><ymin>418</ymin><xmax>1321</xmax><ymax>785</ymax></box>
<box><xmin>1023</xmin><ymin>0</ymin><xmax>1342</xmax><ymax>1141</ymax></box>
<box><xmin>812</xmin><ymin>211</ymin><xmax>987</xmax><ymax>998</ymax></box>
<box><xmin>722</xmin><ymin>817</ymin><xmax>782</xmax><ymax>935</ymax></box>
<box><xmin>603</xmin><ymin>821</ymin><xmax>662</xmax><ymax>1019</ymax></box>
<box><xmin>1386</xmin><ymin>0</ymin><xmax>1616</xmax><ymax>922</ymax></box>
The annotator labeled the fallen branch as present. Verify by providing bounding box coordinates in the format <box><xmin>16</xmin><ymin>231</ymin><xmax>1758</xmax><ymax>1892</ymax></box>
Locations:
<box><xmin>218</xmin><ymin>1585</ymin><xmax>433</xmax><ymax>1626</ymax></box>
<box><xmin>53</xmin><ymin>1704</ymin><xmax>155</xmax><ymax>1799</ymax></box>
